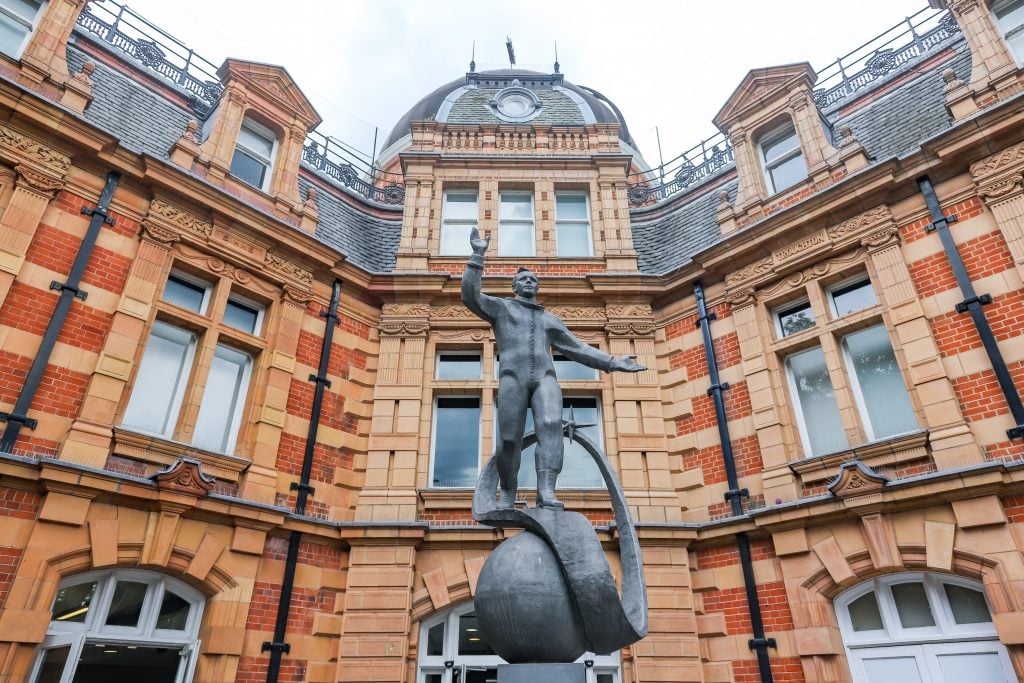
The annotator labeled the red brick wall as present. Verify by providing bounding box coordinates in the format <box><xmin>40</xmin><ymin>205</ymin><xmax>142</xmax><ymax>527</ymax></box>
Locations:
<box><xmin>0</xmin><ymin>487</ymin><xmax>41</xmax><ymax>608</ymax></box>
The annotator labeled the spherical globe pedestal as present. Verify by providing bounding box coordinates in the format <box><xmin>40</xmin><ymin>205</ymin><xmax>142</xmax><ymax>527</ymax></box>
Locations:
<box><xmin>474</xmin><ymin>530</ymin><xmax>589</xmax><ymax>663</ymax></box>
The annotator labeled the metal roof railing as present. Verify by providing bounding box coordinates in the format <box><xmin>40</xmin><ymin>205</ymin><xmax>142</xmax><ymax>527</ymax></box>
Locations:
<box><xmin>75</xmin><ymin>0</ymin><xmax>405</xmax><ymax>205</ymax></box>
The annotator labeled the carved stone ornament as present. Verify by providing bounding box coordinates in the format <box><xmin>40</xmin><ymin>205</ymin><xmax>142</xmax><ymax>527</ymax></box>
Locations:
<box><xmin>151</xmin><ymin>458</ymin><xmax>215</xmax><ymax>497</ymax></box>
<box><xmin>384</xmin><ymin>302</ymin><xmax>430</xmax><ymax>317</ymax></box>
<box><xmin>140</xmin><ymin>221</ymin><xmax>181</xmax><ymax>245</ymax></box>
<box><xmin>429</xmin><ymin>304</ymin><xmax>475</xmax><ymax>319</ymax></box>
<box><xmin>208</xmin><ymin>258</ymin><xmax>252</xmax><ymax>284</ymax></box>
<box><xmin>265</xmin><ymin>252</ymin><xmax>313</xmax><ymax>285</ymax></box>
<box><xmin>976</xmin><ymin>174</ymin><xmax>1024</xmax><ymax>203</ymax></box>
<box><xmin>725</xmin><ymin>287</ymin><xmax>757</xmax><ymax>307</ymax></box>
<box><xmin>827</xmin><ymin>205</ymin><xmax>893</xmax><ymax>241</ymax></box>
<box><xmin>827</xmin><ymin>461</ymin><xmax>889</xmax><ymax>499</ymax></box>
<box><xmin>282</xmin><ymin>283</ymin><xmax>313</xmax><ymax>305</ymax></box>
<box><xmin>970</xmin><ymin>140</ymin><xmax>1024</xmax><ymax>180</ymax></box>
<box><xmin>606</xmin><ymin>321</ymin><xmax>655</xmax><ymax>337</ymax></box>
<box><xmin>379</xmin><ymin>320</ymin><xmax>429</xmax><ymax>336</ymax></box>
<box><xmin>14</xmin><ymin>164</ymin><xmax>65</xmax><ymax>194</ymax></box>
<box><xmin>146</xmin><ymin>197</ymin><xmax>212</xmax><ymax>238</ymax></box>
<box><xmin>547</xmin><ymin>305</ymin><xmax>606</xmax><ymax>321</ymax></box>
<box><xmin>0</xmin><ymin>123</ymin><xmax>71</xmax><ymax>174</ymax></box>
<box><xmin>726</xmin><ymin>255</ymin><xmax>774</xmax><ymax>285</ymax></box>
<box><xmin>861</xmin><ymin>225</ymin><xmax>900</xmax><ymax>249</ymax></box>
<box><xmin>606</xmin><ymin>304</ymin><xmax>653</xmax><ymax>318</ymax></box>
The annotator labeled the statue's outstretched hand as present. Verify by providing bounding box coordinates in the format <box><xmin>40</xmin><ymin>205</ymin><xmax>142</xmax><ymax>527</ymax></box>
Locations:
<box><xmin>610</xmin><ymin>355</ymin><xmax>646</xmax><ymax>373</ymax></box>
<box><xmin>470</xmin><ymin>227</ymin><xmax>490</xmax><ymax>255</ymax></box>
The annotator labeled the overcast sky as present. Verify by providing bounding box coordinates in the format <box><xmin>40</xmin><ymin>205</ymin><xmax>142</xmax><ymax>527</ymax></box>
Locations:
<box><xmin>113</xmin><ymin>0</ymin><xmax>932</xmax><ymax>168</ymax></box>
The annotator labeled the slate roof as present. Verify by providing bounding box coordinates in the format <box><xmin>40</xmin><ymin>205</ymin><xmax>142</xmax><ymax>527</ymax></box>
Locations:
<box><xmin>627</xmin><ymin>42</ymin><xmax>972</xmax><ymax>276</ymax></box>
<box><xmin>446</xmin><ymin>88</ymin><xmax>585</xmax><ymax>126</ymax></box>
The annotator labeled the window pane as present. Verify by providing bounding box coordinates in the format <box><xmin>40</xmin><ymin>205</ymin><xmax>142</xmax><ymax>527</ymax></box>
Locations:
<box><xmin>596</xmin><ymin>675</ymin><xmax>615</xmax><ymax>683</ymax></box>
<box><xmin>4</xmin><ymin>0</ymin><xmax>42</xmax><ymax>20</ymax></box>
<box><xmin>437</xmin><ymin>354</ymin><xmax>482</xmax><ymax>380</ymax></box>
<box><xmin>104</xmin><ymin>580</ymin><xmax>148</xmax><ymax>627</ymax></box>
<box><xmin>831</xmin><ymin>279</ymin><xmax>877</xmax><ymax>317</ymax></box>
<box><xmin>433</xmin><ymin>398</ymin><xmax>480</xmax><ymax>487</ymax></box>
<box><xmin>995</xmin><ymin>0</ymin><xmax>1024</xmax><ymax>33</ymax></box>
<box><xmin>862</xmin><ymin>656</ymin><xmax>923</xmax><ymax>683</ymax></box>
<box><xmin>556</xmin><ymin>222</ymin><xmax>592</xmax><ymax>257</ymax></box>
<box><xmin>224</xmin><ymin>299</ymin><xmax>260</xmax><ymax>335</ymax></box>
<box><xmin>787</xmin><ymin>347</ymin><xmax>849</xmax><ymax>456</ymax></box>
<box><xmin>457</xmin><ymin>612</ymin><xmax>495</xmax><ymax>656</ymax></box>
<box><xmin>466</xmin><ymin>668</ymin><xmax>498</xmax><ymax>683</ymax></box>
<box><xmin>443</xmin><ymin>193</ymin><xmax>478</xmax><ymax>220</ymax></box>
<box><xmin>440</xmin><ymin>222</ymin><xmax>474</xmax><ymax>256</ymax></box>
<box><xmin>553</xmin><ymin>354</ymin><xmax>598</xmax><ymax>381</ymax></box>
<box><xmin>74</xmin><ymin>643</ymin><xmax>181</xmax><ymax>683</ymax></box>
<box><xmin>768</xmin><ymin>152</ymin><xmax>807</xmax><ymax>193</ymax></box>
<box><xmin>35</xmin><ymin>646</ymin><xmax>70</xmax><ymax>683</ymax></box>
<box><xmin>936</xmin><ymin>652</ymin><xmax>1005</xmax><ymax>681</ymax></box>
<box><xmin>192</xmin><ymin>345</ymin><xmax>251</xmax><ymax>453</ymax></box>
<box><xmin>777</xmin><ymin>302</ymin><xmax>814</xmax><ymax>337</ymax></box>
<box><xmin>0</xmin><ymin>13</ymin><xmax>27</xmax><ymax>57</ymax></box>
<box><xmin>762</xmin><ymin>129</ymin><xmax>800</xmax><ymax>164</ymax></box>
<box><xmin>51</xmin><ymin>580</ymin><xmax>98</xmax><ymax>622</ymax></box>
<box><xmin>237</xmin><ymin>122</ymin><xmax>274</xmax><ymax>158</ymax></box>
<box><xmin>426</xmin><ymin>622</ymin><xmax>445</xmax><ymax>656</ymax></box>
<box><xmin>944</xmin><ymin>583</ymin><xmax>992</xmax><ymax>624</ymax></box>
<box><xmin>848</xmin><ymin>591</ymin><xmax>884</xmax><ymax>631</ymax></box>
<box><xmin>891</xmin><ymin>582</ymin><xmax>935</xmax><ymax>628</ymax></box>
<box><xmin>156</xmin><ymin>589</ymin><xmax>190</xmax><ymax>631</ymax></box>
<box><xmin>518</xmin><ymin>398</ymin><xmax>602</xmax><ymax>489</ymax></box>
<box><xmin>424</xmin><ymin>675</ymin><xmax>443</xmax><ymax>683</ymax></box>
<box><xmin>162</xmin><ymin>274</ymin><xmax>207</xmax><ymax>313</ymax></box>
<box><xmin>844</xmin><ymin>325</ymin><xmax>917</xmax><ymax>439</ymax></box>
<box><xmin>499</xmin><ymin>194</ymin><xmax>533</xmax><ymax>220</ymax></box>
<box><xmin>498</xmin><ymin>221</ymin><xmax>534</xmax><ymax>256</ymax></box>
<box><xmin>230</xmin><ymin>148</ymin><xmax>268</xmax><ymax>188</ymax></box>
<box><xmin>556</xmin><ymin>194</ymin><xmax>588</xmax><ymax>220</ymax></box>
<box><xmin>122</xmin><ymin>322</ymin><xmax>194</xmax><ymax>436</ymax></box>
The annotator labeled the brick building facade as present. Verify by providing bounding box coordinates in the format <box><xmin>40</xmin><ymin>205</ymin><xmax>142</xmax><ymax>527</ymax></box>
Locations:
<box><xmin>0</xmin><ymin>1</ymin><xmax>1024</xmax><ymax>682</ymax></box>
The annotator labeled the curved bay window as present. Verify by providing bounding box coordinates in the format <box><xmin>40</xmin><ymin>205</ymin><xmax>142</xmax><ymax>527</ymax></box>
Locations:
<box><xmin>836</xmin><ymin>573</ymin><xmax>1014</xmax><ymax>682</ymax></box>
<box><xmin>417</xmin><ymin>602</ymin><xmax>620</xmax><ymax>683</ymax></box>
<box><xmin>32</xmin><ymin>570</ymin><xmax>204</xmax><ymax>683</ymax></box>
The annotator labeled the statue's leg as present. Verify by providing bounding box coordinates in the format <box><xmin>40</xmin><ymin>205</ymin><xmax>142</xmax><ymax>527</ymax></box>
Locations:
<box><xmin>532</xmin><ymin>373</ymin><xmax>564</xmax><ymax>510</ymax></box>
<box><xmin>495</xmin><ymin>375</ymin><xmax>528</xmax><ymax>509</ymax></box>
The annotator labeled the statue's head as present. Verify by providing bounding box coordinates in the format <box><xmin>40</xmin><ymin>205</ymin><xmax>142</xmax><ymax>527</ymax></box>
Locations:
<box><xmin>512</xmin><ymin>267</ymin><xmax>539</xmax><ymax>301</ymax></box>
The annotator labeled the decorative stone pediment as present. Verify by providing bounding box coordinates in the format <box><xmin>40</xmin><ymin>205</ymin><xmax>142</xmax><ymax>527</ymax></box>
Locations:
<box><xmin>151</xmin><ymin>458</ymin><xmax>216</xmax><ymax>497</ymax></box>
<box><xmin>713</xmin><ymin>63</ymin><xmax>816</xmax><ymax>130</ymax></box>
<box><xmin>218</xmin><ymin>59</ymin><xmax>322</xmax><ymax>130</ymax></box>
<box><xmin>827</xmin><ymin>461</ymin><xmax>889</xmax><ymax>499</ymax></box>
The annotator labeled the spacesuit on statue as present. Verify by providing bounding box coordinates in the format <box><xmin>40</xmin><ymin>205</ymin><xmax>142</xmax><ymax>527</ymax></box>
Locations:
<box><xmin>462</xmin><ymin>228</ymin><xmax>646</xmax><ymax>510</ymax></box>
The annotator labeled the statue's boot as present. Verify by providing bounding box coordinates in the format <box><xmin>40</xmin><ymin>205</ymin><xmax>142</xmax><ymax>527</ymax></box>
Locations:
<box><xmin>497</xmin><ymin>487</ymin><xmax>517</xmax><ymax>510</ymax></box>
<box><xmin>535</xmin><ymin>469</ymin><xmax>565</xmax><ymax>510</ymax></box>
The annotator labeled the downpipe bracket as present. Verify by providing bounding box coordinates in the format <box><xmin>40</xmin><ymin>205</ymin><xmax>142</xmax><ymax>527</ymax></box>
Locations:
<box><xmin>0</xmin><ymin>412</ymin><xmax>37</xmax><ymax>430</ymax></box>
<box><xmin>924</xmin><ymin>213</ymin><xmax>957</xmax><ymax>233</ymax></box>
<box><xmin>749</xmin><ymin>637</ymin><xmax>778</xmax><ymax>651</ymax></box>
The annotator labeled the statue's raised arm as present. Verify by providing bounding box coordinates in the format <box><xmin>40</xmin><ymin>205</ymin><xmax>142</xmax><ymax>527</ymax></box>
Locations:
<box><xmin>550</xmin><ymin>318</ymin><xmax>647</xmax><ymax>373</ymax></box>
<box><xmin>461</xmin><ymin>227</ymin><xmax>503</xmax><ymax>322</ymax></box>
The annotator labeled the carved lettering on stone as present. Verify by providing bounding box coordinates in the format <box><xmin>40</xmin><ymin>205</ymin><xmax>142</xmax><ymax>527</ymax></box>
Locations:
<box><xmin>772</xmin><ymin>229</ymin><xmax>829</xmax><ymax>264</ymax></box>
<box><xmin>212</xmin><ymin>226</ymin><xmax>267</xmax><ymax>261</ymax></box>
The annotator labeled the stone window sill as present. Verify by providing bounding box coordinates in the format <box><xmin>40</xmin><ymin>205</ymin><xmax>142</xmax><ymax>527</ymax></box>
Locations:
<box><xmin>788</xmin><ymin>430</ymin><xmax>929</xmax><ymax>485</ymax></box>
<box><xmin>112</xmin><ymin>427</ymin><xmax>250</xmax><ymax>482</ymax></box>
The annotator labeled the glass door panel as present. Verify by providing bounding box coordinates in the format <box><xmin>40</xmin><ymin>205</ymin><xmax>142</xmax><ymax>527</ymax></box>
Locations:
<box><xmin>31</xmin><ymin>634</ymin><xmax>84</xmax><ymax>683</ymax></box>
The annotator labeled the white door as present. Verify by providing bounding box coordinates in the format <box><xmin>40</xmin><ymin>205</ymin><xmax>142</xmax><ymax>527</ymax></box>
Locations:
<box><xmin>852</xmin><ymin>644</ymin><xmax>928</xmax><ymax>683</ymax></box>
<box><xmin>850</xmin><ymin>640</ymin><xmax>1016</xmax><ymax>683</ymax></box>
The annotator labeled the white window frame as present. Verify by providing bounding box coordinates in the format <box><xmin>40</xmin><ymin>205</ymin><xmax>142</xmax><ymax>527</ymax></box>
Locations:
<box><xmin>192</xmin><ymin>344</ymin><xmax>253</xmax><ymax>454</ymax></box>
<box><xmin>231</xmin><ymin>117</ymin><xmax>278</xmax><ymax>192</ymax></box>
<box><xmin>497</xmin><ymin>191</ymin><xmax>536</xmax><ymax>257</ymax></box>
<box><xmin>429</xmin><ymin>394</ymin><xmax>482</xmax><ymax>489</ymax></box>
<box><xmin>435</xmin><ymin>350</ymin><xmax>483</xmax><ymax>381</ymax></box>
<box><xmin>554</xmin><ymin>191</ymin><xmax>593</xmax><ymax>257</ymax></box>
<box><xmin>758</xmin><ymin>121</ymin><xmax>806</xmax><ymax>195</ymax></box>
<box><xmin>417</xmin><ymin>602</ymin><xmax>620</xmax><ymax>683</ymax></box>
<box><xmin>836</xmin><ymin>573</ymin><xmax>1015</xmax><ymax>683</ymax></box>
<box><xmin>826</xmin><ymin>274</ymin><xmax>877</xmax><ymax>319</ymax></box>
<box><xmin>772</xmin><ymin>297</ymin><xmax>813</xmax><ymax>338</ymax></box>
<box><xmin>0</xmin><ymin>0</ymin><xmax>46</xmax><ymax>60</ymax></box>
<box><xmin>439</xmin><ymin>191</ymin><xmax>479</xmax><ymax>256</ymax></box>
<box><xmin>839</xmin><ymin>324</ymin><xmax>917</xmax><ymax>443</ymax></box>
<box><xmin>993</xmin><ymin>0</ymin><xmax>1024</xmax><ymax>64</ymax></box>
<box><xmin>31</xmin><ymin>569</ymin><xmax>204</xmax><ymax>683</ymax></box>
<box><xmin>224</xmin><ymin>291</ymin><xmax>265</xmax><ymax>336</ymax></box>
<box><xmin>121</xmin><ymin>321</ymin><xmax>197</xmax><ymax>440</ymax></box>
<box><xmin>163</xmin><ymin>270</ymin><xmax>212</xmax><ymax>316</ymax></box>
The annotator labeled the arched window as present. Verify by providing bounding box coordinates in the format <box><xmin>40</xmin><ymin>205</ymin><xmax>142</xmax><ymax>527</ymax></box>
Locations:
<box><xmin>417</xmin><ymin>602</ymin><xmax>620</xmax><ymax>683</ymax></box>
<box><xmin>836</xmin><ymin>572</ymin><xmax>1015</xmax><ymax>682</ymax></box>
<box><xmin>31</xmin><ymin>569</ymin><xmax>204</xmax><ymax>683</ymax></box>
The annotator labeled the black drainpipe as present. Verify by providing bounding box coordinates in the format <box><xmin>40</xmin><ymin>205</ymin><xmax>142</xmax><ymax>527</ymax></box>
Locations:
<box><xmin>694</xmin><ymin>281</ymin><xmax>775</xmax><ymax>683</ymax></box>
<box><xmin>263</xmin><ymin>279</ymin><xmax>342</xmax><ymax>683</ymax></box>
<box><xmin>917</xmin><ymin>177</ymin><xmax>1024</xmax><ymax>440</ymax></box>
<box><xmin>0</xmin><ymin>171</ymin><xmax>121</xmax><ymax>452</ymax></box>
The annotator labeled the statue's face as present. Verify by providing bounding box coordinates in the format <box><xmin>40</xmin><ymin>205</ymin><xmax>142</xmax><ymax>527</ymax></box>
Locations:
<box><xmin>513</xmin><ymin>271</ymin><xmax>539</xmax><ymax>300</ymax></box>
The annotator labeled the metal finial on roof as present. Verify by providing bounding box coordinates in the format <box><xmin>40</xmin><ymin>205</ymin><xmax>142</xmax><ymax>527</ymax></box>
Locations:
<box><xmin>470</xmin><ymin>40</ymin><xmax>476</xmax><ymax>73</ymax></box>
<box><xmin>506</xmin><ymin>37</ymin><xmax>516</xmax><ymax>67</ymax></box>
<box><xmin>554</xmin><ymin>41</ymin><xmax>560</xmax><ymax>74</ymax></box>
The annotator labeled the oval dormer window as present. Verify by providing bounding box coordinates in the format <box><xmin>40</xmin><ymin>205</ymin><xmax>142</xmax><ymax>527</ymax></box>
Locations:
<box><xmin>490</xmin><ymin>83</ymin><xmax>542</xmax><ymax>123</ymax></box>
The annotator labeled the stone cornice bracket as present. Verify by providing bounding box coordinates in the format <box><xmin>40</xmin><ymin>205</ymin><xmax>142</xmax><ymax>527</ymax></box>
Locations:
<box><xmin>971</xmin><ymin>142</ymin><xmax>1024</xmax><ymax>275</ymax></box>
<box><xmin>142</xmin><ymin>197</ymin><xmax>213</xmax><ymax>245</ymax></box>
<box><xmin>970</xmin><ymin>141</ymin><xmax>1024</xmax><ymax>189</ymax></box>
<box><xmin>281</xmin><ymin>283</ymin><xmax>313</xmax><ymax>305</ymax></box>
<box><xmin>605</xmin><ymin>303</ymin><xmax>654</xmax><ymax>337</ymax></box>
<box><xmin>168</xmin><ymin>119</ymin><xmax>201</xmax><ymax>169</ymax></box>
<box><xmin>381</xmin><ymin>302</ymin><xmax>430</xmax><ymax>336</ymax></box>
<box><xmin>151</xmin><ymin>458</ymin><xmax>216</xmax><ymax>500</ymax></box>
<box><xmin>860</xmin><ymin>224</ymin><xmax>901</xmax><ymax>251</ymax></box>
<box><xmin>14</xmin><ymin>164</ymin><xmax>66</xmax><ymax>197</ymax></box>
<box><xmin>59</xmin><ymin>60</ymin><xmax>94</xmax><ymax>113</ymax></box>
<box><xmin>725</xmin><ymin>287</ymin><xmax>757</xmax><ymax>308</ymax></box>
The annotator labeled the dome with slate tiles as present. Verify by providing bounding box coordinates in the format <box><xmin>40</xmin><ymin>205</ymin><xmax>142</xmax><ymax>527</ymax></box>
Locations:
<box><xmin>380</xmin><ymin>69</ymin><xmax>638</xmax><ymax>156</ymax></box>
